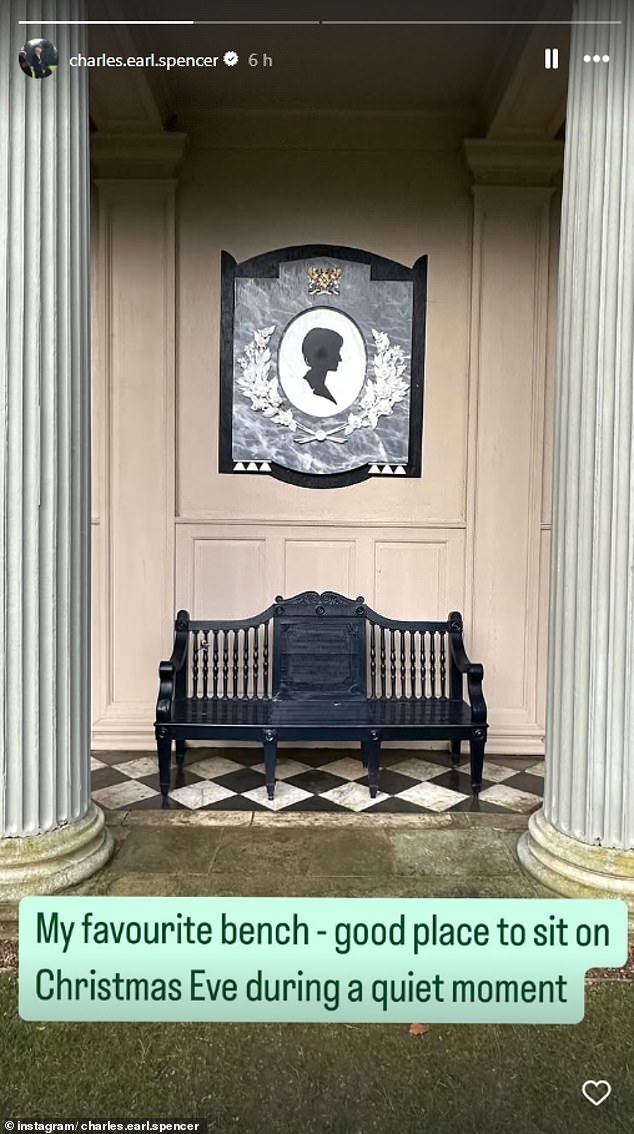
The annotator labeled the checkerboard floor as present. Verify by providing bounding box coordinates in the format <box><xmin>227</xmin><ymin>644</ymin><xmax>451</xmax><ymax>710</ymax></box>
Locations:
<box><xmin>91</xmin><ymin>749</ymin><xmax>544</xmax><ymax>815</ymax></box>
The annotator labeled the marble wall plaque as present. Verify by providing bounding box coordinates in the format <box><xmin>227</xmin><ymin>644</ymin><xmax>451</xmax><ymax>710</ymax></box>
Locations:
<box><xmin>219</xmin><ymin>245</ymin><xmax>427</xmax><ymax>488</ymax></box>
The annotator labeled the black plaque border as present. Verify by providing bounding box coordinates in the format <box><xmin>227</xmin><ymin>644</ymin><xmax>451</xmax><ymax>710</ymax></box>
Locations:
<box><xmin>219</xmin><ymin>244</ymin><xmax>427</xmax><ymax>489</ymax></box>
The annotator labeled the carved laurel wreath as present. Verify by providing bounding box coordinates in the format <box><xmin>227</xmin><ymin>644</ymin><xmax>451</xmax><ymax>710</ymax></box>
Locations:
<box><xmin>235</xmin><ymin>326</ymin><xmax>409</xmax><ymax>443</ymax></box>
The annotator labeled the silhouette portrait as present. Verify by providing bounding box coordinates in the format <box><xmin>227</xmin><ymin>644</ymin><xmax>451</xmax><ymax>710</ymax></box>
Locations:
<box><xmin>300</xmin><ymin>327</ymin><xmax>343</xmax><ymax>405</ymax></box>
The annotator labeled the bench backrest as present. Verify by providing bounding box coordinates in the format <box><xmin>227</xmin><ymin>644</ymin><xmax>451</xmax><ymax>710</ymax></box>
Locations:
<box><xmin>180</xmin><ymin>592</ymin><xmax>463</xmax><ymax>702</ymax></box>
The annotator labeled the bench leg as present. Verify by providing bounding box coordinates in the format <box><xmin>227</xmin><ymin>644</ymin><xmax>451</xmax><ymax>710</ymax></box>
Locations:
<box><xmin>175</xmin><ymin>740</ymin><xmax>186</xmax><ymax>767</ymax></box>
<box><xmin>363</xmin><ymin>731</ymin><xmax>381</xmax><ymax>799</ymax></box>
<box><xmin>470</xmin><ymin>729</ymin><xmax>486</xmax><ymax>794</ymax></box>
<box><xmin>450</xmin><ymin>740</ymin><xmax>461</xmax><ymax>765</ymax></box>
<box><xmin>157</xmin><ymin>728</ymin><xmax>172</xmax><ymax>797</ymax></box>
<box><xmin>263</xmin><ymin>729</ymin><xmax>277</xmax><ymax>801</ymax></box>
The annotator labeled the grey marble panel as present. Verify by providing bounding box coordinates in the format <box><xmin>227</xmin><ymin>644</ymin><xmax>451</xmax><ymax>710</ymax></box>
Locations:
<box><xmin>231</xmin><ymin>259</ymin><xmax>416</xmax><ymax>473</ymax></box>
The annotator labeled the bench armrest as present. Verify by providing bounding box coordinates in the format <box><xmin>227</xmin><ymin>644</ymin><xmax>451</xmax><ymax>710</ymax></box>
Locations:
<box><xmin>448</xmin><ymin>613</ymin><xmax>487</xmax><ymax>724</ymax></box>
<box><xmin>169</xmin><ymin>610</ymin><xmax>190</xmax><ymax>673</ymax></box>
<box><xmin>156</xmin><ymin>610</ymin><xmax>190</xmax><ymax>722</ymax></box>
<box><xmin>156</xmin><ymin>660</ymin><xmax>175</xmax><ymax>723</ymax></box>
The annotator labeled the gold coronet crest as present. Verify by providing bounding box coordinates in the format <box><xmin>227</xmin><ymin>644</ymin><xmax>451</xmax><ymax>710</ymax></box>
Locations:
<box><xmin>307</xmin><ymin>265</ymin><xmax>343</xmax><ymax>296</ymax></box>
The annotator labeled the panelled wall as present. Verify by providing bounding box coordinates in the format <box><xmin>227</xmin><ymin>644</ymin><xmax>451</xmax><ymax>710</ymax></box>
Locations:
<box><xmin>90</xmin><ymin>113</ymin><xmax>559</xmax><ymax>754</ymax></box>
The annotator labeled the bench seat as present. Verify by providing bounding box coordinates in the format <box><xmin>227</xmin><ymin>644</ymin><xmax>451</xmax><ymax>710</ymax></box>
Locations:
<box><xmin>171</xmin><ymin>696</ymin><xmax>476</xmax><ymax>732</ymax></box>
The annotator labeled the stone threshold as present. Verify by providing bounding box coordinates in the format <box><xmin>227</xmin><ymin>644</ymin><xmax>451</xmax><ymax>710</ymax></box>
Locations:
<box><xmin>107</xmin><ymin>809</ymin><xmax>531</xmax><ymax>830</ymax></box>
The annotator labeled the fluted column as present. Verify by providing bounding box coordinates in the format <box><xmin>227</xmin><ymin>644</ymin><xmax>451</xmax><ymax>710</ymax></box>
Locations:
<box><xmin>0</xmin><ymin>0</ymin><xmax>113</xmax><ymax>897</ymax></box>
<box><xmin>518</xmin><ymin>0</ymin><xmax>634</xmax><ymax>910</ymax></box>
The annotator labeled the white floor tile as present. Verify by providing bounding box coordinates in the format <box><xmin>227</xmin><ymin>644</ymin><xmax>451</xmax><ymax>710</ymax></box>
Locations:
<box><xmin>186</xmin><ymin>756</ymin><xmax>246</xmax><ymax>779</ymax></box>
<box><xmin>478</xmin><ymin>761</ymin><xmax>521</xmax><ymax>784</ymax></box>
<box><xmin>113</xmin><ymin>757</ymin><xmax>158</xmax><ymax>779</ymax></box>
<box><xmin>320</xmin><ymin>782</ymin><xmax>389</xmax><ymax>812</ymax></box>
<box><xmin>242</xmin><ymin>782</ymin><xmax>313</xmax><ymax>811</ymax></box>
<box><xmin>478</xmin><ymin>784</ymin><xmax>542</xmax><ymax>812</ymax></box>
<box><xmin>396</xmin><ymin>782</ymin><xmax>468</xmax><ymax>811</ymax></box>
<box><xmin>92</xmin><ymin>781</ymin><xmax>157</xmax><ymax>809</ymax></box>
<box><xmin>446</xmin><ymin>759</ymin><xmax>518</xmax><ymax>784</ymax></box>
<box><xmin>169</xmin><ymin>781</ymin><xmax>237</xmax><ymax>809</ymax></box>
<box><xmin>389</xmin><ymin>758</ymin><xmax>451</xmax><ymax>781</ymax></box>
<box><xmin>318</xmin><ymin>757</ymin><xmax>366</xmax><ymax>781</ymax></box>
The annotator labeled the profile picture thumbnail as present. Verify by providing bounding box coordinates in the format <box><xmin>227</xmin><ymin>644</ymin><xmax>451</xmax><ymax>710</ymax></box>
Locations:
<box><xmin>18</xmin><ymin>39</ymin><xmax>59</xmax><ymax>79</ymax></box>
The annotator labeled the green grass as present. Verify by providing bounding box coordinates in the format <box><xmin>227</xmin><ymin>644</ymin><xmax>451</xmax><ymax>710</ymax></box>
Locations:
<box><xmin>0</xmin><ymin>975</ymin><xmax>632</xmax><ymax>1133</ymax></box>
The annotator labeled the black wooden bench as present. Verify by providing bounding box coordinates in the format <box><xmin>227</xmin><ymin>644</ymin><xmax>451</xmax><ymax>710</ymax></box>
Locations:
<box><xmin>155</xmin><ymin>591</ymin><xmax>488</xmax><ymax>801</ymax></box>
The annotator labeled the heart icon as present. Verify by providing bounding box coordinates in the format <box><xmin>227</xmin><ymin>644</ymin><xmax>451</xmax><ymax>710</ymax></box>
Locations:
<box><xmin>581</xmin><ymin>1080</ymin><xmax>612</xmax><ymax>1106</ymax></box>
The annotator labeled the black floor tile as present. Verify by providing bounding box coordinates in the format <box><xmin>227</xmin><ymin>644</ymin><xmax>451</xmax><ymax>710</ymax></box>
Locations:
<box><xmin>126</xmin><ymin>793</ymin><xmax>187</xmax><ymax>810</ymax></box>
<box><xmin>284</xmin><ymin>770</ymin><xmax>349</xmax><ymax>794</ymax></box>
<box><xmin>201</xmin><ymin>795</ymin><xmax>267</xmax><ymax>811</ymax></box>
<box><xmin>282</xmin><ymin>795</ymin><xmax>350</xmax><ymax>812</ymax></box>
<box><xmin>184</xmin><ymin>748</ymin><xmax>264</xmax><ymax>767</ymax></box>
<box><xmin>368</xmin><ymin>796</ymin><xmax>433</xmax><ymax>814</ymax></box>
<box><xmin>214</xmin><ymin>768</ymin><xmax>267</xmax><ymax>792</ymax></box>
<box><xmin>500</xmin><ymin>772</ymin><xmax>544</xmax><ymax>795</ymax></box>
<box><xmin>430</xmin><ymin>769</ymin><xmax>494</xmax><ymax>794</ymax></box>
<box><xmin>91</xmin><ymin>767</ymin><xmax>132</xmax><ymax>789</ymax></box>
<box><xmin>289</xmin><ymin>750</ymin><xmax>347</xmax><ymax>769</ymax></box>
<box><xmin>138</xmin><ymin>770</ymin><xmax>206</xmax><ymax>794</ymax></box>
<box><xmin>94</xmin><ymin>751</ymin><xmax>138</xmax><ymax>766</ymax></box>
<box><xmin>376</xmin><ymin>769</ymin><xmax>428</xmax><ymax>795</ymax></box>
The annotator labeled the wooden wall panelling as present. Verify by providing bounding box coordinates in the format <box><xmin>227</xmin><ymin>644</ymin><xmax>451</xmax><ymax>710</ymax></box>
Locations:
<box><xmin>91</xmin><ymin>181</ymin><xmax>176</xmax><ymax>749</ymax></box>
<box><xmin>469</xmin><ymin>186</ymin><xmax>553</xmax><ymax>753</ymax></box>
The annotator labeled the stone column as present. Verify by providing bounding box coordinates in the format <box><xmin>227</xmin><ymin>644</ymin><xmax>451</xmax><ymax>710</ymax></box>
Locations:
<box><xmin>518</xmin><ymin>0</ymin><xmax>634</xmax><ymax>911</ymax></box>
<box><xmin>0</xmin><ymin>0</ymin><xmax>113</xmax><ymax>898</ymax></box>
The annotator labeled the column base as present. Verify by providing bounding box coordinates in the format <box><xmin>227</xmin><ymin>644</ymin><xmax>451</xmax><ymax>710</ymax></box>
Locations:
<box><xmin>0</xmin><ymin>804</ymin><xmax>114</xmax><ymax>901</ymax></box>
<box><xmin>518</xmin><ymin>808</ymin><xmax>634</xmax><ymax>919</ymax></box>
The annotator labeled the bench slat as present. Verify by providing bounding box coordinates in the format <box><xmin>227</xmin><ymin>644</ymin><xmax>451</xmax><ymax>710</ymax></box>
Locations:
<box><xmin>243</xmin><ymin>627</ymin><xmax>249</xmax><ymax>698</ymax></box>
<box><xmin>380</xmin><ymin>625</ymin><xmax>386</xmax><ymax>698</ymax></box>
<box><xmin>254</xmin><ymin>626</ymin><xmax>259</xmax><ymax>697</ymax></box>
<box><xmin>202</xmin><ymin>631</ymin><xmax>209</xmax><ymax>698</ymax></box>
<box><xmin>193</xmin><ymin>631</ymin><xmax>199</xmax><ymax>697</ymax></box>
<box><xmin>264</xmin><ymin>621</ymin><xmax>270</xmax><ymax>698</ymax></box>
<box><xmin>212</xmin><ymin>630</ymin><xmax>219</xmax><ymax>699</ymax></box>
<box><xmin>232</xmin><ymin>630</ymin><xmax>239</xmax><ymax>697</ymax></box>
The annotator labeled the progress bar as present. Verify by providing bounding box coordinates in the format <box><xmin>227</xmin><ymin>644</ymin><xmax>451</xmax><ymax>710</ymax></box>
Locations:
<box><xmin>199</xmin><ymin>18</ymin><xmax>622</xmax><ymax>24</ymax></box>
<box><xmin>18</xmin><ymin>18</ymin><xmax>623</xmax><ymax>25</ymax></box>
<box><xmin>323</xmin><ymin>19</ymin><xmax>620</xmax><ymax>24</ymax></box>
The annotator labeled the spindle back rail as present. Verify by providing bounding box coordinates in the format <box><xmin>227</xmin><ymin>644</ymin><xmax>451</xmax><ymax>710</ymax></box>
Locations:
<box><xmin>155</xmin><ymin>590</ymin><xmax>487</xmax><ymax>801</ymax></box>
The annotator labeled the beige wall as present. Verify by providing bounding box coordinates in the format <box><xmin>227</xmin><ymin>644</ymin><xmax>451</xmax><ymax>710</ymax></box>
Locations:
<box><xmin>90</xmin><ymin>111</ymin><xmax>558</xmax><ymax>754</ymax></box>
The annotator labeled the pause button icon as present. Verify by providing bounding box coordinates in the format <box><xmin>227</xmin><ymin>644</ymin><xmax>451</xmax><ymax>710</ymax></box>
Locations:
<box><xmin>545</xmin><ymin>48</ymin><xmax>559</xmax><ymax>69</ymax></box>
